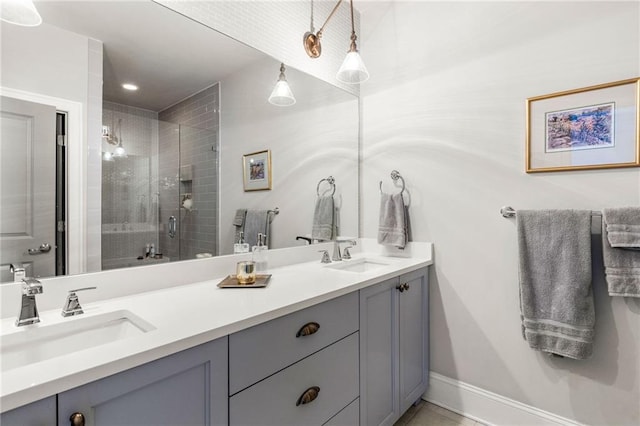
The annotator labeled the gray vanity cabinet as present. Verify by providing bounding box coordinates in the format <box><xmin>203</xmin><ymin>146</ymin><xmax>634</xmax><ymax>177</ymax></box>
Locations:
<box><xmin>359</xmin><ymin>268</ymin><xmax>429</xmax><ymax>426</ymax></box>
<box><xmin>228</xmin><ymin>293</ymin><xmax>360</xmax><ymax>426</ymax></box>
<box><xmin>0</xmin><ymin>396</ymin><xmax>56</xmax><ymax>426</ymax></box>
<box><xmin>57</xmin><ymin>337</ymin><xmax>228</xmax><ymax>426</ymax></box>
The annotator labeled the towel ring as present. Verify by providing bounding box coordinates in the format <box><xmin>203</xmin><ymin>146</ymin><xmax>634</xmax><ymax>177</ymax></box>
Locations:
<box><xmin>317</xmin><ymin>176</ymin><xmax>336</xmax><ymax>196</ymax></box>
<box><xmin>379</xmin><ymin>170</ymin><xmax>405</xmax><ymax>194</ymax></box>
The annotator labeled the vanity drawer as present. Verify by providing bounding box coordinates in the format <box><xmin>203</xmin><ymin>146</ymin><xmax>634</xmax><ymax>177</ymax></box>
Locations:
<box><xmin>229</xmin><ymin>332</ymin><xmax>359</xmax><ymax>426</ymax></box>
<box><xmin>324</xmin><ymin>398</ymin><xmax>359</xmax><ymax>426</ymax></box>
<box><xmin>229</xmin><ymin>292</ymin><xmax>358</xmax><ymax>394</ymax></box>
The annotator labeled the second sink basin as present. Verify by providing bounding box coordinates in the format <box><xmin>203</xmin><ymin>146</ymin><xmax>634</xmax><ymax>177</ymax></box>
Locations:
<box><xmin>326</xmin><ymin>258</ymin><xmax>389</xmax><ymax>273</ymax></box>
<box><xmin>1</xmin><ymin>310</ymin><xmax>155</xmax><ymax>372</ymax></box>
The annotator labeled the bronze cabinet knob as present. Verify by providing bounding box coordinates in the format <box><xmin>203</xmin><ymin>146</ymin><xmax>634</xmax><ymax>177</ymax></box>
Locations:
<box><xmin>70</xmin><ymin>412</ymin><xmax>85</xmax><ymax>426</ymax></box>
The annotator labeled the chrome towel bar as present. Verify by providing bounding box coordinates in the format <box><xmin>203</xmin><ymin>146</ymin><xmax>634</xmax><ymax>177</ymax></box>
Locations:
<box><xmin>500</xmin><ymin>206</ymin><xmax>602</xmax><ymax>219</ymax></box>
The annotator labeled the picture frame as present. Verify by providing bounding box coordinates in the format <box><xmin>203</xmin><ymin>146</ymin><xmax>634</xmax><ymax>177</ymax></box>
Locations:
<box><xmin>243</xmin><ymin>149</ymin><xmax>272</xmax><ymax>191</ymax></box>
<box><xmin>526</xmin><ymin>78</ymin><xmax>639</xmax><ymax>173</ymax></box>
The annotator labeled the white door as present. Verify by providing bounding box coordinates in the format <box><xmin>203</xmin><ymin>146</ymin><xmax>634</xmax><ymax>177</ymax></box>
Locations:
<box><xmin>0</xmin><ymin>96</ymin><xmax>56</xmax><ymax>282</ymax></box>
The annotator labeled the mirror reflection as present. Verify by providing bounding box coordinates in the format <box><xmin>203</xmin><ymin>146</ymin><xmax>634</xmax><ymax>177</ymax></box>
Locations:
<box><xmin>0</xmin><ymin>1</ymin><xmax>359</xmax><ymax>283</ymax></box>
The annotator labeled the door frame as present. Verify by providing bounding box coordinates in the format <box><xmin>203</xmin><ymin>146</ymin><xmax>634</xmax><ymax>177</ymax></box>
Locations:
<box><xmin>1</xmin><ymin>87</ymin><xmax>85</xmax><ymax>275</ymax></box>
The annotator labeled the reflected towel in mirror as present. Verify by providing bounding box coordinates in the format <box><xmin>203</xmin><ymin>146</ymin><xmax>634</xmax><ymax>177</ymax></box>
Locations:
<box><xmin>244</xmin><ymin>210</ymin><xmax>269</xmax><ymax>248</ymax></box>
<box><xmin>311</xmin><ymin>196</ymin><xmax>335</xmax><ymax>241</ymax></box>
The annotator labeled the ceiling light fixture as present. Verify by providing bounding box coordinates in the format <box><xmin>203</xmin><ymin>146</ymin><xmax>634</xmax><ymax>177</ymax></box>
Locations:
<box><xmin>0</xmin><ymin>0</ymin><xmax>42</xmax><ymax>27</ymax></box>
<box><xmin>122</xmin><ymin>83</ymin><xmax>138</xmax><ymax>91</ymax></box>
<box><xmin>303</xmin><ymin>0</ymin><xmax>368</xmax><ymax>84</ymax></box>
<box><xmin>268</xmin><ymin>63</ymin><xmax>296</xmax><ymax>107</ymax></box>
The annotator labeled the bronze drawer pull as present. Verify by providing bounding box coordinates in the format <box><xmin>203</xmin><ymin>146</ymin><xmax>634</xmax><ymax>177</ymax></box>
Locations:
<box><xmin>296</xmin><ymin>386</ymin><xmax>320</xmax><ymax>406</ymax></box>
<box><xmin>296</xmin><ymin>322</ymin><xmax>320</xmax><ymax>337</ymax></box>
<box><xmin>70</xmin><ymin>412</ymin><xmax>85</xmax><ymax>426</ymax></box>
<box><xmin>396</xmin><ymin>283</ymin><xmax>409</xmax><ymax>292</ymax></box>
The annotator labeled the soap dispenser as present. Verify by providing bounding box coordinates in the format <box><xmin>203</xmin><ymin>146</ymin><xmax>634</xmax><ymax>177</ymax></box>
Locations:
<box><xmin>234</xmin><ymin>231</ymin><xmax>250</xmax><ymax>254</ymax></box>
<box><xmin>252</xmin><ymin>233</ymin><xmax>268</xmax><ymax>272</ymax></box>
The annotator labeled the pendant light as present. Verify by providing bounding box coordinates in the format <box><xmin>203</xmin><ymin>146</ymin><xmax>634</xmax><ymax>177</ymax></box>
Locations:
<box><xmin>112</xmin><ymin>118</ymin><xmax>127</xmax><ymax>158</ymax></box>
<box><xmin>303</xmin><ymin>0</ymin><xmax>368</xmax><ymax>84</ymax></box>
<box><xmin>268</xmin><ymin>63</ymin><xmax>296</xmax><ymax>107</ymax></box>
<box><xmin>0</xmin><ymin>0</ymin><xmax>42</xmax><ymax>26</ymax></box>
<box><xmin>336</xmin><ymin>0</ymin><xmax>369</xmax><ymax>84</ymax></box>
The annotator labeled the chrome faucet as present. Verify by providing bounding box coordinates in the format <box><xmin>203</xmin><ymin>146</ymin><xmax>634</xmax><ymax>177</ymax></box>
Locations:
<box><xmin>318</xmin><ymin>250</ymin><xmax>332</xmax><ymax>264</ymax></box>
<box><xmin>9</xmin><ymin>264</ymin><xmax>26</xmax><ymax>282</ymax></box>
<box><xmin>62</xmin><ymin>287</ymin><xmax>97</xmax><ymax>317</ymax></box>
<box><xmin>16</xmin><ymin>277</ymin><xmax>43</xmax><ymax>326</ymax></box>
<box><xmin>332</xmin><ymin>239</ymin><xmax>357</xmax><ymax>262</ymax></box>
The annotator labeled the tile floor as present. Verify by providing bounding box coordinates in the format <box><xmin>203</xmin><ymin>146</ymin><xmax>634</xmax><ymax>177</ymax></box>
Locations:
<box><xmin>394</xmin><ymin>401</ymin><xmax>485</xmax><ymax>426</ymax></box>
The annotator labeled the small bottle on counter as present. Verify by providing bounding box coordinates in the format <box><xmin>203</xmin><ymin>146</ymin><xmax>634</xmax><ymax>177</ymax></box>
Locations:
<box><xmin>234</xmin><ymin>231</ymin><xmax>250</xmax><ymax>254</ymax></box>
<box><xmin>252</xmin><ymin>233</ymin><xmax>268</xmax><ymax>272</ymax></box>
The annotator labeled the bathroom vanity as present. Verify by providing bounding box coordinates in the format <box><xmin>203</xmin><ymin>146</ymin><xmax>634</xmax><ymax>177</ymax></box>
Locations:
<box><xmin>0</xmin><ymin>240</ymin><xmax>432</xmax><ymax>426</ymax></box>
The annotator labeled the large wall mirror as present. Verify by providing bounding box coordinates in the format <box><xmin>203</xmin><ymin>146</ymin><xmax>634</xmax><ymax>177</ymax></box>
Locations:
<box><xmin>0</xmin><ymin>1</ymin><xmax>359</xmax><ymax>283</ymax></box>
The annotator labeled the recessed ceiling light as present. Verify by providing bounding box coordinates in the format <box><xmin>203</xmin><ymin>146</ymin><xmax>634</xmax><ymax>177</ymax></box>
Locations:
<box><xmin>122</xmin><ymin>83</ymin><xmax>138</xmax><ymax>91</ymax></box>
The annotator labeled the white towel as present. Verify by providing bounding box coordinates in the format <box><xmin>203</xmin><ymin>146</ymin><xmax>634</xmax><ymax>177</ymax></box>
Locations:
<box><xmin>602</xmin><ymin>207</ymin><xmax>640</xmax><ymax>297</ymax></box>
<box><xmin>311</xmin><ymin>196</ymin><xmax>335</xmax><ymax>241</ymax></box>
<box><xmin>378</xmin><ymin>192</ymin><xmax>407</xmax><ymax>249</ymax></box>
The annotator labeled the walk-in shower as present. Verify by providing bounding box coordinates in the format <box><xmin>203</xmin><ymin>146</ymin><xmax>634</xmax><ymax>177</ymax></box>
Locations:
<box><xmin>101</xmin><ymin>94</ymin><xmax>219</xmax><ymax>270</ymax></box>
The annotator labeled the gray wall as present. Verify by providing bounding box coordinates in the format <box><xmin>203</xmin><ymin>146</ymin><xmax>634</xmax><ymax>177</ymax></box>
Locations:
<box><xmin>361</xmin><ymin>2</ymin><xmax>639</xmax><ymax>424</ymax></box>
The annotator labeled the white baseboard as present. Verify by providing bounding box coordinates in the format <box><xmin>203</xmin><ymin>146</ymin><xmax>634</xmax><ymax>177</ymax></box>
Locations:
<box><xmin>423</xmin><ymin>372</ymin><xmax>583</xmax><ymax>426</ymax></box>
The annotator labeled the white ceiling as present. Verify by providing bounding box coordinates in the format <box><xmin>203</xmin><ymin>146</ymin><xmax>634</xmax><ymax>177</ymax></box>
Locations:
<box><xmin>34</xmin><ymin>0</ymin><xmax>267</xmax><ymax>112</ymax></box>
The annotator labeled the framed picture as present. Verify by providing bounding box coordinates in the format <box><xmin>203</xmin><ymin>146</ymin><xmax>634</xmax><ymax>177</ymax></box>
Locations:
<box><xmin>526</xmin><ymin>78</ymin><xmax>639</xmax><ymax>173</ymax></box>
<box><xmin>243</xmin><ymin>149</ymin><xmax>272</xmax><ymax>191</ymax></box>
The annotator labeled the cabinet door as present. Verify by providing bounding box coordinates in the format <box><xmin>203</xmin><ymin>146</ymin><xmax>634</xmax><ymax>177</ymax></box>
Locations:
<box><xmin>359</xmin><ymin>277</ymin><xmax>399</xmax><ymax>426</ymax></box>
<box><xmin>398</xmin><ymin>269</ymin><xmax>429</xmax><ymax>414</ymax></box>
<box><xmin>0</xmin><ymin>396</ymin><xmax>56</xmax><ymax>426</ymax></box>
<box><xmin>58</xmin><ymin>338</ymin><xmax>228</xmax><ymax>426</ymax></box>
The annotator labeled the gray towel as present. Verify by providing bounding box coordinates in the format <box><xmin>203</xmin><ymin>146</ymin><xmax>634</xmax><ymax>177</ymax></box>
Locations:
<box><xmin>517</xmin><ymin>210</ymin><xmax>594</xmax><ymax>359</ymax></box>
<box><xmin>378</xmin><ymin>192</ymin><xmax>407</xmax><ymax>249</ymax></box>
<box><xmin>244</xmin><ymin>210</ymin><xmax>269</xmax><ymax>248</ymax></box>
<box><xmin>233</xmin><ymin>209</ymin><xmax>247</xmax><ymax>227</ymax></box>
<box><xmin>311</xmin><ymin>196</ymin><xmax>335</xmax><ymax>241</ymax></box>
<box><xmin>602</xmin><ymin>207</ymin><xmax>640</xmax><ymax>297</ymax></box>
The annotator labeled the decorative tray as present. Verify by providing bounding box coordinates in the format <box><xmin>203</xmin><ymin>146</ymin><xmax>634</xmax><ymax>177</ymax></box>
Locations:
<box><xmin>217</xmin><ymin>274</ymin><xmax>272</xmax><ymax>288</ymax></box>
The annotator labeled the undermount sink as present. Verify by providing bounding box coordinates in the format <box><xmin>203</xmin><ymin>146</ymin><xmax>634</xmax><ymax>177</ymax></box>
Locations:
<box><xmin>0</xmin><ymin>310</ymin><xmax>155</xmax><ymax>372</ymax></box>
<box><xmin>326</xmin><ymin>258</ymin><xmax>389</xmax><ymax>273</ymax></box>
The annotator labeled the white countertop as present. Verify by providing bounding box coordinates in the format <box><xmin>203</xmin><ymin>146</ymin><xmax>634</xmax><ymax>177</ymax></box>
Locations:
<box><xmin>0</xmin><ymin>240</ymin><xmax>433</xmax><ymax>412</ymax></box>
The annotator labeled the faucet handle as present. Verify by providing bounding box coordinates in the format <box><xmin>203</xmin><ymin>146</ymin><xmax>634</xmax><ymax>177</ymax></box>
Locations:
<box><xmin>62</xmin><ymin>287</ymin><xmax>97</xmax><ymax>317</ymax></box>
<box><xmin>342</xmin><ymin>246</ymin><xmax>353</xmax><ymax>260</ymax></box>
<box><xmin>318</xmin><ymin>250</ymin><xmax>331</xmax><ymax>264</ymax></box>
<box><xmin>21</xmin><ymin>277</ymin><xmax>43</xmax><ymax>295</ymax></box>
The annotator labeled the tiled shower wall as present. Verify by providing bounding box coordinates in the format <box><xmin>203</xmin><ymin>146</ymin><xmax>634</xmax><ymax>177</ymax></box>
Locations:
<box><xmin>101</xmin><ymin>102</ymin><xmax>160</xmax><ymax>269</ymax></box>
<box><xmin>158</xmin><ymin>84</ymin><xmax>220</xmax><ymax>260</ymax></box>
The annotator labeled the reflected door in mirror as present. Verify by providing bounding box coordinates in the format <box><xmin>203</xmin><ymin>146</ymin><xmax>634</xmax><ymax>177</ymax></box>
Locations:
<box><xmin>1</xmin><ymin>96</ymin><xmax>56</xmax><ymax>282</ymax></box>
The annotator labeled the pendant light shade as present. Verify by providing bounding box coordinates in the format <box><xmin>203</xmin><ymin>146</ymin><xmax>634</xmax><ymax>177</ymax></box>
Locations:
<box><xmin>269</xmin><ymin>63</ymin><xmax>296</xmax><ymax>107</ymax></box>
<box><xmin>112</xmin><ymin>118</ymin><xmax>127</xmax><ymax>158</ymax></box>
<box><xmin>337</xmin><ymin>50</ymin><xmax>369</xmax><ymax>84</ymax></box>
<box><xmin>0</xmin><ymin>0</ymin><xmax>42</xmax><ymax>26</ymax></box>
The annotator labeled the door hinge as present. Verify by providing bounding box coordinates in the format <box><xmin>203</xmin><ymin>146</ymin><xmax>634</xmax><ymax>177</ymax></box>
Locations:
<box><xmin>57</xmin><ymin>221</ymin><xmax>66</xmax><ymax>232</ymax></box>
<box><xmin>57</xmin><ymin>135</ymin><xmax>66</xmax><ymax>147</ymax></box>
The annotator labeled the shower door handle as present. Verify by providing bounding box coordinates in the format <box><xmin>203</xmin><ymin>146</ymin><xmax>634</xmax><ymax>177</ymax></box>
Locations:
<box><xmin>168</xmin><ymin>216</ymin><xmax>177</xmax><ymax>239</ymax></box>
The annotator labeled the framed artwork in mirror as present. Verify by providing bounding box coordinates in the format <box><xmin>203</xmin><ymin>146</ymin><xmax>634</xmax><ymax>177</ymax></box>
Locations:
<box><xmin>526</xmin><ymin>78</ymin><xmax>639</xmax><ymax>173</ymax></box>
<box><xmin>243</xmin><ymin>149</ymin><xmax>272</xmax><ymax>191</ymax></box>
